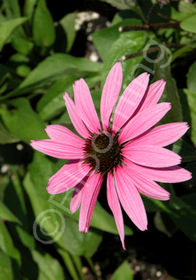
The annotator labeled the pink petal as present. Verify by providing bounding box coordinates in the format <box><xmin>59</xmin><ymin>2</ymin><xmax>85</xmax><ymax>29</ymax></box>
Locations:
<box><xmin>123</xmin><ymin>144</ymin><xmax>181</xmax><ymax>168</ymax></box>
<box><xmin>138</xmin><ymin>79</ymin><xmax>166</xmax><ymax>112</ymax></box>
<box><xmin>47</xmin><ymin>160</ymin><xmax>91</xmax><ymax>194</ymax></box>
<box><xmin>45</xmin><ymin>124</ymin><xmax>85</xmax><ymax>146</ymax></box>
<box><xmin>63</xmin><ymin>92</ymin><xmax>89</xmax><ymax>138</ymax></box>
<box><xmin>134</xmin><ymin>178</ymin><xmax>170</xmax><ymax>201</ymax></box>
<box><xmin>119</xmin><ymin>102</ymin><xmax>171</xmax><ymax>143</ymax></box>
<box><xmin>70</xmin><ymin>177</ymin><xmax>88</xmax><ymax>213</ymax></box>
<box><xmin>123</xmin><ymin>165</ymin><xmax>170</xmax><ymax>200</ymax></box>
<box><xmin>73</xmin><ymin>79</ymin><xmax>101</xmax><ymax>133</ymax></box>
<box><xmin>79</xmin><ymin>172</ymin><xmax>103</xmax><ymax>233</ymax></box>
<box><xmin>123</xmin><ymin>157</ymin><xmax>192</xmax><ymax>183</ymax></box>
<box><xmin>107</xmin><ymin>173</ymin><xmax>125</xmax><ymax>249</ymax></box>
<box><xmin>130</xmin><ymin>122</ymin><xmax>189</xmax><ymax>147</ymax></box>
<box><xmin>100</xmin><ymin>62</ymin><xmax>123</xmax><ymax>131</ymax></box>
<box><xmin>114</xmin><ymin>166</ymin><xmax>148</xmax><ymax>231</ymax></box>
<box><xmin>112</xmin><ymin>73</ymin><xmax>150</xmax><ymax>132</ymax></box>
<box><xmin>30</xmin><ymin>139</ymin><xmax>84</xmax><ymax>159</ymax></box>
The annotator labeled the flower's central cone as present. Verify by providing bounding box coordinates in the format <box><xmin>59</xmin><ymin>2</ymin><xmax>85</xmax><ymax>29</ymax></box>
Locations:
<box><xmin>84</xmin><ymin>132</ymin><xmax>123</xmax><ymax>174</ymax></box>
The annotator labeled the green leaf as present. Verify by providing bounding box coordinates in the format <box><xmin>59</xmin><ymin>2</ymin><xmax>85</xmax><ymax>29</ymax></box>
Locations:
<box><xmin>61</xmin><ymin>216</ymin><xmax>102</xmax><ymax>257</ymax></box>
<box><xmin>24</xmin><ymin>0</ymin><xmax>38</xmax><ymax>21</ymax></box>
<box><xmin>142</xmin><ymin>196</ymin><xmax>160</xmax><ymax>212</ymax></box>
<box><xmin>100</xmin><ymin>0</ymin><xmax>136</xmax><ymax>10</ymax></box>
<box><xmin>3</xmin><ymin>0</ymin><xmax>21</xmax><ymax>18</ymax></box>
<box><xmin>14</xmin><ymin>225</ymin><xmax>36</xmax><ymax>249</ymax></box>
<box><xmin>0</xmin><ymin>17</ymin><xmax>27</xmax><ymax>51</ymax></box>
<box><xmin>28</xmin><ymin>152</ymin><xmax>57</xmax><ymax>200</ymax></box>
<box><xmin>184</xmin><ymin>162</ymin><xmax>196</xmax><ymax>188</ymax></box>
<box><xmin>32</xmin><ymin>0</ymin><xmax>55</xmax><ymax>48</ymax></box>
<box><xmin>101</xmin><ymin>31</ymin><xmax>146</xmax><ymax>92</ymax></box>
<box><xmin>1</xmin><ymin>173</ymin><xmax>35</xmax><ymax>250</ymax></box>
<box><xmin>7</xmin><ymin>171</ymin><xmax>28</xmax><ymax>221</ymax></box>
<box><xmin>0</xmin><ymin>98</ymin><xmax>47</xmax><ymax>143</ymax></box>
<box><xmin>92</xmin><ymin>18</ymin><xmax>142</xmax><ymax>61</ymax></box>
<box><xmin>169</xmin><ymin>194</ymin><xmax>196</xmax><ymax>241</ymax></box>
<box><xmin>172</xmin><ymin>138</ymin><xmax>196</xmax><ymax>162</ymax></box>
<box><xmin>0</xmin><ymin>201</ymin><xmax>21</xmax><ymax>224</ymax></box>
<box><xmin>90</xmin><ymin>90</ymin><xmax>101</xmax><ymax>116</ymax></box>
<box><xmin>187</xmin><ymin>60</ymin><xmax>196</xmax><ymax>93</ymax></box>
<box><xmin>0</xmin><ymin>219</ymin><xmax>21</xmax><ymax>264</ymax></box>
<box><xmin>23</xmin><ymin>173</ymin><xmax>66</xmax><ymax>248</ymax></box>
<box><xmin>171</xmin><ymin>45</ymin><xmax>195</xmax><ymax>62</ymax></box>
<box><xmin>171</xmin><ymin>7</ymin><xmax>193</xmax><ymax>21</ymax></box>
<box><xmin>10</xmin><ymin>53</ymin><xmax>30</xmax><ymax>63</ymax></box>
<box><xmin>147</xmin><ymin>198</ymin><xmax>173</xmax><ymax>214</ymax></box>
<box><xmin>19</xmin><ymin>53</ymin><xmax>103</xmax><ymax>89</ymax></box>
<box><xmin>11</xmin><ymin>35</ymin><xmax>34</xmax><ymax>56</ymax></box>
<box><xmin>37</xmin><ymin>75</ymin><xmax>76</xmax><ymax>121</ymax></box>
<box><xmin>180</xmin><ymin>13</ymin><xmax>196</xmax><ymax>33</ymax></box>
<box><xmin>152</xmin><ymin>52</ymin><xmax>183</xmax><ymax>123</ymax></box>
<box><xmin>37</xmin><ymin>72</ymin><xmax>102</xmax><ymax>121</ymax></box>
<box><xmin>16</xmin><ymin>65</ymin><xmax>31</xmax><ymax>78</ymax></box>
<box><xmin>0</xmin><ymin>121</ymin><xmax>19</xmax><ymax>144</ymax></box>
<box><xmin>3</xmin><ymin>0</ymin><xmax>34</xmax><ymax>55</ymax></box>
<box><xmin>154</xmin><ymin>212</ymin><xmax>177</xmax><ymax>237</ymax></box>
<box><xmin>59</xmin><ymin>12</ymin><xmax>77</xmax><ymax>52</ymax></box>
<box><xmin>0</xmin><ymin>176</ymin><xmax>9</xmax><ymax>201</ymax></box>
<box><xmin>90</xmin><ymin>201</ymin><xmax>133</xmax><ymax>235</ymax></box>
<box><xmin>32</xmin><ymin>250</ymin><xmax>64</xmax><ymax>280</ymax></box>
<box><xmin>0</xmin><ymin>250</ymin><xmax>13</xmax><ymax>280</ymax></box>
<box><xmin>184</xmin><ymin>89</ymin><xmax>196</xmax><ymax>146</ymax></box>
<box><xmin>179</xmin><ymin>1</ymin><xmax>196</xmax><ymax>14</ymax></box>
<box><xmin>111</xmin><ymin>261</ymin><xmax>133</xmax><ymax>280</ymax></box>
<box><xmin>104</xmin><ymin>31</ymin><xmax>146</xmax><ymax>70</ymax></box>
<box><xmin>0</xmin><ymin>64</ymin><xmax>10</xmax><ymax>86</ymax></box>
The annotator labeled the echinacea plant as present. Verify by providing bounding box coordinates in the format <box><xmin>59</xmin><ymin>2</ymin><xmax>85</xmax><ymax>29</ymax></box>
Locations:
<box><xmin>31</xmin><ymin>62</ymin><xmax>192</xmax><ymax>249</ymax></box>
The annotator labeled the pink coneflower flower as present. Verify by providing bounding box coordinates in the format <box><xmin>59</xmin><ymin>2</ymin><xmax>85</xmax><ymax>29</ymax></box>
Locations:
<box><xmin>31</xmin><ymin>62</ymin><xmax>191</xmax><ymax>249</ymax></box>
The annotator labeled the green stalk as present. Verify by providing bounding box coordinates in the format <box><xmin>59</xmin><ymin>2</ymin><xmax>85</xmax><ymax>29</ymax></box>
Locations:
<box><xmin>72</xmin><ymin>255</ymin><xmax>86</xmax><ymax>280</ymax></box>
<box><xmin>58</xmin><ymin>248</ymin><xmax>80</xmax><ymax>280</ymax></box>
<box><xmin>85</xmin><ymin>256</ymin><xmax>102</xmax><ymax>280</ymax></box>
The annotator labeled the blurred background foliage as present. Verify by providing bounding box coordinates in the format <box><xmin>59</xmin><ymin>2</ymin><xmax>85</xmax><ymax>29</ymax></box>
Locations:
<box><xmin>0</xmin><ymin>0</ymin><xmax>196</xmax><ymax>279</ymax></box>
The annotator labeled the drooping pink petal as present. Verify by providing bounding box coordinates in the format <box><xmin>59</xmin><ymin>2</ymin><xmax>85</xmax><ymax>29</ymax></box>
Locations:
<box><xmin>133</xmin><ymin>177</ymin><xmax>170</xmax><ymax>201</ymax></box>
<box><xmin>123</xmin><ymin>165</ymin><xmax>170</xmax><ymax>200</ymax></box>
<box><xmin>70</xmin><ymin>177</ymin><xmax>88</xmax><ymax>213</ymax></box>
<box><xmin>138</xmin><ymin>79</ymin><xmax>166</xmax><ymax>112</ymax></box>
<box><xmin>112</xmin><ymin>73</ymin><xmax>150</xmax><ymax>132</ymax></box>
<box><xmin>114</xmin><ymin>166</ymin><xmax>148</xmax><ymax>231</ymax></box>
<box><xmin>100</xmin><ymin>62</ymin><xmax>123</xmax><ymax>131</ymax></box>
<box><xmin>47</xmin><ymin>160</ymin><xmax>91</xmax><ymax>194</ymax></box>
<box><xmin>63</xmin><ymin>92</ymin><xmax>89</xmax><ymax>138</ymax></box>
<box><xmin>119</xmin><ymin>102</ymin><xmax>171</xmax><ymax>143</ymax></box>
<box><xmin>123</xmin><ymin>157</ymin><xmax>192</xmax><ymax>183</ymax></box>
<box><xmin>123</xmin><ymin>144</ymin><xmax>181</xmax><ymax>168</ymax></box>
<box><xmin>30</xmin><ymin>139</ymin><xmax>84</xmax><ymax>160</ymax></box>
<box><xmin>130</xmin><ymin>122</ymin><xmax>189</xmax><ymax>147</ymax></box>
<box><xmin>79</xmin><ymin>172</ymin><xmax>103</xmax><ymax>233</ymax></box>
<box><xmin>73</xmin><ymin>78</ymin><xmax>101</xmax><ymax>133</ymax></box>
<box><xmin>45</xmin><ymin>124</ymin><xmax>85</xmax><ymax>146</ymax></box>
<box><xmin>107</xmin><ymin>173</ymin><xmax>125</xmax><ymax>249</ymax></box>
